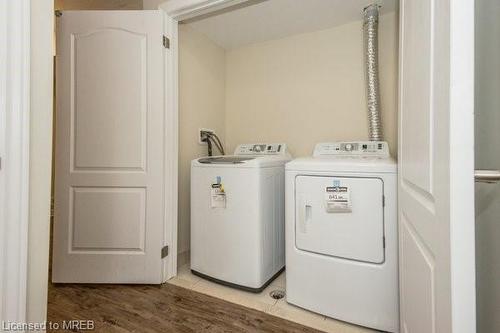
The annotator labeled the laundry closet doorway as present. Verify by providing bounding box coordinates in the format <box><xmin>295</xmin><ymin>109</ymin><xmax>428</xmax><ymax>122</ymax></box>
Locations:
<box><xmin>47</xmin><ymin>0</ymin><xmax>477</xmax><ymax>331</ymax></box>
<box><xmin>164</xmin><ymin>0</ymin><xmax>476</xmax><ymax>332</ymax></box>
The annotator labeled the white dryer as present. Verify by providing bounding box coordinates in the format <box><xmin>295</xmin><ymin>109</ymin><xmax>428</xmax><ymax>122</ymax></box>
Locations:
<box><xmin>191</xmin><ymin>143</ymin><xmax>291</xmax><ymax>292</ymax></box>
<box><xmin>285</xmin><ymin>141</ymin><xmax>399</xmax><ymax>332</ymax></box>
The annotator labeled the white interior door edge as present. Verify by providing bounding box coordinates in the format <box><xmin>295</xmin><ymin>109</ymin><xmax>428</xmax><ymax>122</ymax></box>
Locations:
<box><xmin>0</xmin><ymin>0</ymin><xmax>31</xmax><ymax>324</ymax></box>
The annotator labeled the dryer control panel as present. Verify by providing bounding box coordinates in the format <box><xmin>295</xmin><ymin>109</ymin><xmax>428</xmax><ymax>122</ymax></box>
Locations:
<box><xmin>234</xmin><ymin>143</ymin><xmax>288</xmax><ymax>155</ymax></box>
<box><xmin>313</xmin><ymin>141</ymin><xmax>390</xmax><ymax>158</ymax></box>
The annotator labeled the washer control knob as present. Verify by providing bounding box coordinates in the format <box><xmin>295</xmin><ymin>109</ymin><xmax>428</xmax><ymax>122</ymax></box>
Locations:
<box><xmin>345</xmin><ymin>143</ymin><xmax>353</xmax><ymax>151</ymax></box>
<box><xmin>254</xmin><ymin>145</ymin><xmax>262</xmax><ymax>152</ymax></box>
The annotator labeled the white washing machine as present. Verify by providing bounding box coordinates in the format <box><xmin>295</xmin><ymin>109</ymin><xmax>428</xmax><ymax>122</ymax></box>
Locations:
<box><xmin>191</xmin><ymin>143</ymin><xmax>291</xmax><ymax>292</ymax></box>
<box><xmin>285</xmin><ymin>141</ymin><xmax>399</xmax><ymax>332</ymax></box>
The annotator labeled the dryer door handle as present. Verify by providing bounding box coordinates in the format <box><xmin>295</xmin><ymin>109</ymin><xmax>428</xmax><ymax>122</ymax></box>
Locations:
<box><xmin>298</xmin><ymin>195</ymin><xmax>312</xmax><ymax>233</ymax></box>
<box><xmin>305</xmin><ymin>204</ymin><xmax>312</xmax><ymax>225</ymax></box>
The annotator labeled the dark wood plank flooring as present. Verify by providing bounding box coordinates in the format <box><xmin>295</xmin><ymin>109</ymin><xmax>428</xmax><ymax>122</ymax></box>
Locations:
<box><xmin>47</xmin><ymin>282</ymin><xmax>324</xmax><ymax>333</ymax></box>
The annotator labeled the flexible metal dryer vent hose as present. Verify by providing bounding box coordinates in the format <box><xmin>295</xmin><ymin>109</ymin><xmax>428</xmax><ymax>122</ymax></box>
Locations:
<box><xmin>363</xmin><ymin>4</ymin><xmax>383</xmax><ymax>141</ymax></box>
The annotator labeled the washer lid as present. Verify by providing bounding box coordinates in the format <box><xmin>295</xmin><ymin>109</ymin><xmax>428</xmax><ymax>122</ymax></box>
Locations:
<box><xmin>198</xmin><ymin>156</ymin><xmax>255</xmax><ymax>164</ymax></box>
<box><xmin>192</xmin><ymin>155</ymin><xmax>291</xmax><ymax>168</ymax></box>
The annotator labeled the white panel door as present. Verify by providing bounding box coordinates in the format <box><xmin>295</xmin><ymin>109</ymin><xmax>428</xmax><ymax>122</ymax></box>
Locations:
<box><xmin>54</xmin><ymin>11</ymin><xmax>166</xmax><ymax>283</ymax></box>
<box><xmin>399</xmin><ymin>0</ymin><xmax>475</xmax><ymax>332</ymax></box>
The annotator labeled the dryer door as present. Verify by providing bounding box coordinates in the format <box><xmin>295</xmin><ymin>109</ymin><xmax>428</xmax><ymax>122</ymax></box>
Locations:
<box><xmin>295</xmin><ymin>175</ymin><xmax>384</xmax><ymax>264</ymax></box>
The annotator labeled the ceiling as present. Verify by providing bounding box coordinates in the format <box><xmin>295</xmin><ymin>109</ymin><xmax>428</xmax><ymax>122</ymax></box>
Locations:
<box><xmin>185</xmin><ymin>0</ymin><xmax>398</xmax><ymax>50</ymax></box>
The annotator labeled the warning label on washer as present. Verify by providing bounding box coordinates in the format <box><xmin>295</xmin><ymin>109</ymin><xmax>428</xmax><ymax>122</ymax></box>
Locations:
<box><xmin>325</xmin><ymin>186</ymin><xmax>352</xmax><ymax>213</ymax></box>
<box><xmin>211</xmin><ymin>183</ymin><xmax>226</xmax><ymax>208</ymax></box>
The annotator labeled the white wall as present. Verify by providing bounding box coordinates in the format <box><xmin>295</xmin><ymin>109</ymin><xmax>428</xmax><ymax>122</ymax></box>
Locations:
<box><xmin>475</xmin><ymin>1</ymin><xmax>500</xmax><ymax>332</ymax></box>
<box><xmin>143</xmin><ymin>0</ymin><xmax>164</xmax><ymax>9</ymax></box>
<box><xmin>177</xmin><ymin>24</ymin><xmax>226</xmax><ymax>259</ymax></box>
<box><xmin>224</xmin><ymin>12</ymin><xmax>399</xmax><ymax>157</ymax></box>
<box><xmin>26</xmin><ymin>0</ymin><xmax>54</xmax><ymax>326</ymax></box>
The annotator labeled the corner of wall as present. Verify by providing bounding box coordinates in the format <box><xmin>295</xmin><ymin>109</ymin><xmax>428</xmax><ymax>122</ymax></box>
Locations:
<box><xmin>177</xmin><ymin>24</ymin><xmax>226</xmax><ymax>256</ymax></box>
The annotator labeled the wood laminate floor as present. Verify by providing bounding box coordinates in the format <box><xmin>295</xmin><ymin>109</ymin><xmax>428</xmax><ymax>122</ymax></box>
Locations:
<box><xmin>47</xmin><ymin>282</ymin><xmax>324</xmax><ymax>333</ymax></box>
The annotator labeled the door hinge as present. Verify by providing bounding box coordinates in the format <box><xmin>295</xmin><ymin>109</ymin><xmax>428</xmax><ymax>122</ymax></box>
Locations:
<box><xmin>383</xmin><ymin>236</ymin><xmax>386</xmax><ymax>249</ymax></box>
<box><xmin>163</xmin><ymin>35</ymin><xmax>170</xmax><ymax>49</ymax></box>
<box><xmin>161</xmin><ymin>245</ymin><xmax>169</xmax><ymax>258</ymax></box>
<box><xmin>382</xmin><ymin>195</ymin><xmax>385</xmax><ymax>207</ymax></box>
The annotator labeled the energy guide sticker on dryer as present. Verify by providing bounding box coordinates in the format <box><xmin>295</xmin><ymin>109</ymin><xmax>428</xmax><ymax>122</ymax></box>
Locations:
<box><xmin>325</xmin><ymin>185</ymin><xmax>351</xmax><ymax>213</ymax></box>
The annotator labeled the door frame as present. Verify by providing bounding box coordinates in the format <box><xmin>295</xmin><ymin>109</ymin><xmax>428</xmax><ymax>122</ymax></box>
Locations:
<box><xmin>447</xmin><ymin>0</ymin><xmax>476</xmax><ymax>330</ymax></box>
<box><xmin>0</xmin><ymin>0</ymin><xmax>31</xmax><ymax>323</ymax></box>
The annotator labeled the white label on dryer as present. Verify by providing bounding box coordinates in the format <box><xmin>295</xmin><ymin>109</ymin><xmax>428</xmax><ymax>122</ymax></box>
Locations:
<box><xmin>325</xmin><ymin>186</ymin><xmax>351</xmax><ymax>213</ymax></box>
<box><xmin>210</xmin><ymin>183</ymin><xmax>226</xmax><ymax>208</ymax></box>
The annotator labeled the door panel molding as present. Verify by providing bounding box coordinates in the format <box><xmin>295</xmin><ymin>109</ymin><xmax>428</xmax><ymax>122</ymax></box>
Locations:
<box><xmin>401</xmin><ymin>215</ymin><xmax>436</xmax><ymax>333</ymax></box>
<box><xmin>70</xmin><ymin>28</ymin><xmax>148</xmax><ymax>172</ymax></box>
<box><xmin>69</xmin><ymin>186</ymin><xmax>147</xmax><ymax>253</ymax></box>
<box><xmin>400</xmin><ymin>0</ymin><xmax>434</xmax><ymax>195</ymax></box>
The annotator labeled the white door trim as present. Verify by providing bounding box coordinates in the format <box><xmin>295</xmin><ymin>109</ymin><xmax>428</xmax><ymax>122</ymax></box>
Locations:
<box><xmin>159</xmin><ymin>0</ymin><xmax>251</xmax><ymax>280</ymax></box>
<box><xmin>0</xmin><ymin>0</ymin><xmax>31</xmax><ymax>323</ymax></box>
<box><xmin>448</xmin><ymin>0</ymin><xmax>476</xmax><ymax>330</ymax></box>
<box><xmin>162</xmin><ymin>12</ymin><xmax>179</xmax><ymax>281</ymax></box>
<box><xmin>161</xmin><ymin>0</ymin><xmax>249</xmax><ymax>21</ymax></box>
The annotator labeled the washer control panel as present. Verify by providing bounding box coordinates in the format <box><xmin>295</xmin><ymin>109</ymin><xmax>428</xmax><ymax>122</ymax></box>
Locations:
<box><xmin>234</xmin><ymin>143</ymin><xmax>288</xmax><ymax>155</ymax></box>
<box><xmin>313</xmin><ymin>141</ymin><xmax>390</xmax><ymax>158</ymax></box>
